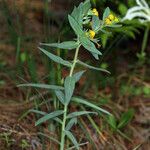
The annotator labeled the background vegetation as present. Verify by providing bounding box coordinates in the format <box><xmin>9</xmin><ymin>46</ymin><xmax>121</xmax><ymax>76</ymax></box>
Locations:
<box><xmin>0</xmin><ymin>0</ymin><xmax>149</xmax><ymax>150</ymax></box>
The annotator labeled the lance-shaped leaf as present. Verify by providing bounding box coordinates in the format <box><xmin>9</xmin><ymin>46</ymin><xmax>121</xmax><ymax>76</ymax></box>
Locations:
<box><xmin>39</xmin><ymin>47</ymin><xmax>72</xmax><ymax>67</ymax></box>
<box><xmin>103</xmin><ymin>7</ymin><xmax>110</xmax><ymax>20</ymax></box>
<box><xmin>105</xmin><ymin>24</ymin><xmax>122</xmax><ymax>28</ymax></box>
<box><xmin>71</xmin><ymin>6</ymin><xmax>83</xmax><ymax>28</ymax></box>
<box><xmin>64</xmin><ymin>76</ymin><xmax>76</xmax><ymax>105</ymax></box>
<box><xmin>92</xmin><ymin>16</ymin><xmax>101</xmax><ymax>31</ymax></box>
<box><xmin>72</xmin><ymin>97</ymin><xmax>110</xmax><ymax>115</ymax></box>
<box><xmin>77</xmin><ymin>60</ymin><xmax>110</xmax><ymax>74</ymax></box>
<box><xmin>67</xmin><ymin>111</ymin><xmax>97</xmax><ymax>119</ymax></box>
<box><xmin>29</xmin><ymin>109</ymin><xmax>46</xmax><ymax>115</ymax></box>
<box><xmin>65</xmin><ymin>118</ymin><xmax>77</xmax><ymax>131</ymax></box>
<box><xmin>40</xmin><ymin>41</ymin><xmax>79</xmax><ymax>50</ymax></box>
<box><xmin>18</xmin><ymin>83</ymin><xmax>64</xmax><ymax>90</ymax></box>
<box><xmin>55</xmin><ymin>90</ymin><xmax>65</xmax><ymax>105</ymax></box>
<box><xmin>73</xmin><ymin>70</ymin><xmax>86</xmax><ymax>83</ymax></box>
<box><xmin>65</xmin><ymin>130</ymin><xmax>79</xmax><ymax>150</ymax></box>
<box><xmin>92</xmin><ymin>53</ymin><xmax>99</xmax><ymax>60</ymax></box>
<box><xmin>68</xmin><ymin>15</ymin><xmax>84</xmax><ymax>36</ymax></box>
<box><xmin>79</xmin><ymin>36</ymin><xmax>102</xmax><ymax>59</ymax></box>
<box><xmin>82</xmin><ymin>0</ymin><xmax>91</xmax><ymax>15</ymax></box>
<box><xmin>71</xmin><ymin>0</ymin><xmax>90</xmax><ymax>28</ymax></box>
<box><xmin>29</xmin><ymin>109</ymin><xmax>62</xmax><ymax>124</ymax></box>
<box><xmin>35</xmin><ymin>110</ymin><xmax>64</xmax><ymax>126</ymax></box>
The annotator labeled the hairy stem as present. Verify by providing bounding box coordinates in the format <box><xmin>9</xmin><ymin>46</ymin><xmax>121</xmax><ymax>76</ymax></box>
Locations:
<box><xmin>60</xmin><ymin>44</ymin><xmax>80</xmax><ymax>150</ymax></box>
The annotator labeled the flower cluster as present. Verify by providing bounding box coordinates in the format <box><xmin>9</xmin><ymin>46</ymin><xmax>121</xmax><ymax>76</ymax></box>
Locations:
<box><xmin>92</xmin><ymin>8</ymin><xmax>99</xmax><ymax>16</ymax></box>
<box><xmin>88</xmin><ymin>29</ymin><xmax>96</xmax><ymax>39</ymax></box>
<box><xmin>85</xmin><ymin>8</ymin><xmax>120</xmax><ymax>39</ymax></box>
<box><xmin>105</xmin><ymin>14</ymin><xmax>119</xmax><ymax>25</ymax></box>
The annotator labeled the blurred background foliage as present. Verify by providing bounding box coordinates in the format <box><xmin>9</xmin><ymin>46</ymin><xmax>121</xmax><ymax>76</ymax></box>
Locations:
<box><xmin>0</xmin><ymin>0</ymin><xmax>150</xmax><ymax>150</ymax></box>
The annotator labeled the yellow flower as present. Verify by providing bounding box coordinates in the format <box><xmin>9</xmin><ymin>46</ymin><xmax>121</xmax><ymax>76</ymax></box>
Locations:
<box><xmin>92</xmin><ymin>8</ymin><xmax>99</xmax><ymax>16</ymax></box>
<box><xmin>108</xmin><ymin>14</ymin><xmax>115</xmax><ymax>21</ymax></box>
<box><xmin>88</xmin><ymin>30</ymin><xmax>95</xmax><ymax>39</ymax></box>
<box><xmin>105</xmin><ymin>18</ymin><xmax>112</xmax><ymax>25</ymax></box>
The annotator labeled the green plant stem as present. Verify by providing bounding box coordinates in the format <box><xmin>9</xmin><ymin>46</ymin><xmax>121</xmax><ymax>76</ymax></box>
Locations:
<box><xmin>141</xmin><ymin>25</ymin><xmax>149</xmax><ymax>54</ymax></box>
<box><xmin>69</xmin><ymin>45</ymin><xmax>80</xmax><ymax>77</ymax></box>
<box><xmin>60</xmin><ymin>44</ymin><xmax>80</xmax><ymax>150</ymax></box>
<box><xmin>60</xmin><ymin>104</ymin><xmax>67</xmax><ymax>150</ymax></box>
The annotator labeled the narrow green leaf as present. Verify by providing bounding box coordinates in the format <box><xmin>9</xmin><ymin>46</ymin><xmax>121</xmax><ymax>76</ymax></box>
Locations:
<box><xmin>73</xmin><ymin>70</ymin><xmax>86</xmax><ymax>83</ymax></box>
<box><xmin>64</xmin><ymin>76</ymin><xmax>76</xmax><ymax>105</ymax></box>
<box><xmin>92</xmin><ymin>53</ymin><xmax>99</xmax><ymax>60</ymax></box>
<box><xmin>39</xmin><ymin>47</ymin><xmax>72</xmax><ymax>67</ymax></box>
<box><xmin>40</xmin><ymin>41</ymin><xmax>79</xmax><ymax>50</ymax></box>
<box><xmin>29</xmin><ymin>109</ymin><xmax>62</xmax><ymax>124</ymax></box>
<box><xmin>67</xmin><ymin>111</ymin><xmax>97</xmax><ymax>119</ymax></box>
<box><xmin>72</xmin><ymin>97</ymin><xmax>110</xmax><ymax>115</ymax></box>
<box><xmin>71</xmin><ymin>0</ymin><xmax>90</xmax><ymax>26</ymax></box>
<box><xmin>71</xmin><ymin>6</ymin><xmax>83</xmax><ymax>28</ymax></box>
<box><xmin>18</xmin><ymin>83</ymin><xmax>64</xmax><ymax>90</ymax></box>
<box><xmin>92</xmin><ymin>16</ymin><xmax>101</xmax><ymax>31</ymax></box>
<box><xmin>82</xmin><ymin>0</ymin><xmax>91</xmax><ymax>15</ymax></box>
<box><xmin>77</xmin><ymin>5</ymin><xmax>83</xmax><ymax>27</ymax></box>
<box><xmin>55</xmin><ymin>90</ymin><xmax>65</xmax><ymax>105</ymax></box>
<box><xmin>79</xmin><ymin>36</ymin><xmax>102</xmax><ymax>58</ymax></box>
<box><xmin>68</xmin><ymin>15</ymin><xmax>84</xmax><ymax>36</ymax></box>
<box><xmin>103</xmin><ymin>7</ymin><xmax>110</xmax><ymax>20</ymax></box>
<box><xmin>53</xmin><ymin>117</ymin><xmax>62</xmax><ymax>124</ymax></box>
<box><xmin>78</xmin><ymin>60</ymin><xmax>110</xmax><ymax>74</ymax></box>
<box><xmin>65</xmin><ymin>130</ymin><xmax>79</xmax><ymax>150</ymax></box>
<box><xmin>65</xmin><ymin>118</ymin><xmax>77</xmax><ymax>131</ymax></box>
<box><xmin>117</xmin><ymin>109</ymin><xmax>134</xmax><ymax>129</ymax></box>
<box><xmin>35</xmin><ymin>110</ymin><xmax>64</xmax><ymax>126</ymax></box>
<box><xmin>105</xmin><ymin>24</ymin><xmax>122</xmax><ymax>28</ymax></box>
<box><xmin>29</xmin><ymin>109</ymin><xmax>46</xmax><ymax>115</ymax></box>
